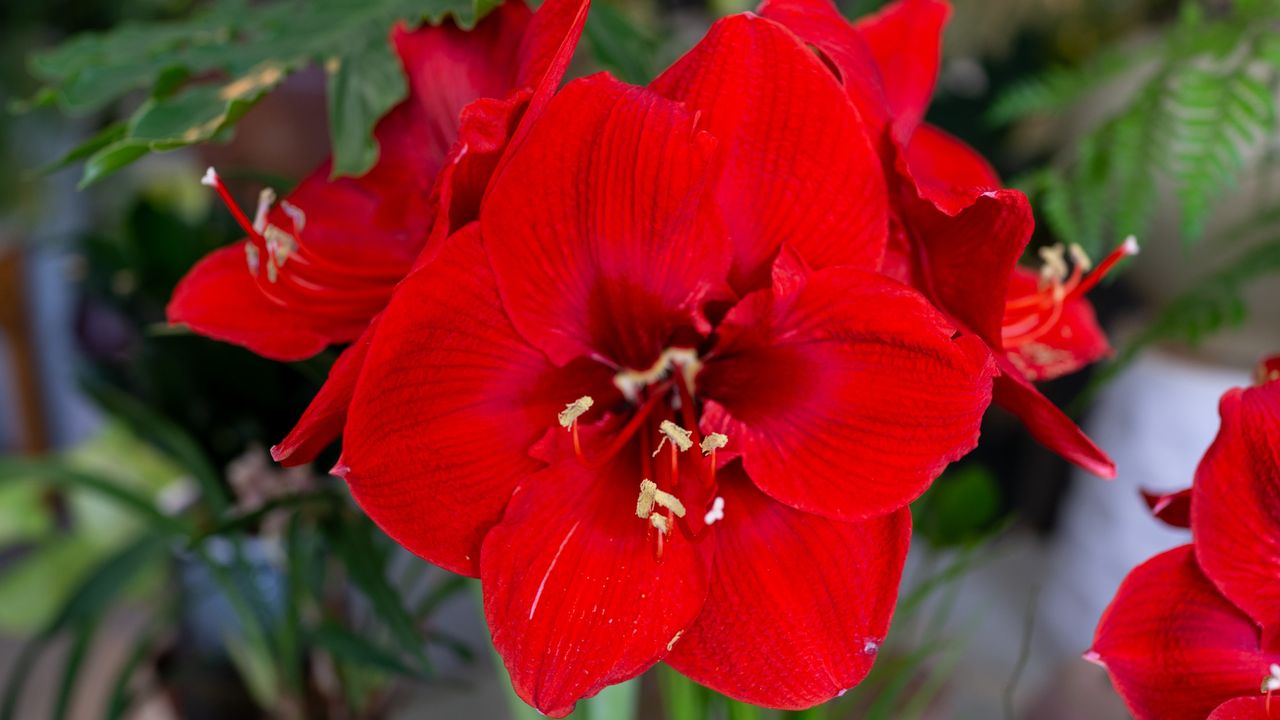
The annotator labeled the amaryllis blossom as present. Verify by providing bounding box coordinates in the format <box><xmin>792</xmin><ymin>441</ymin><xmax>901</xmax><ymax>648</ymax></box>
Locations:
<box><xmin>757</xmin><ymin>0</ymin><xmax>1123</xmax><ymax>478</ymax></box>
<box><xmin>166</xmin><ymin>0</ymin><xmax>588</xmax><ymax>464</ymax></box>
<box><xmin>339</xmin><ymin>15</ymin><xmax>995</xmax><ymax>716</ymax></box>
<box><xmin>1090</xmin><ymin>358</ymin><xmax>1280</xmax><ymax>720</ymax></box>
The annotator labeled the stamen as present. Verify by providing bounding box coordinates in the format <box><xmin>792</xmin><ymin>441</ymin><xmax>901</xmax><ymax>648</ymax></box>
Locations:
<box><xmin>253</xmin><ymin>188</ymin><xmax>277</xmax><ymax>233</ymax></box>
<box><xmin>280</xmin><ymin>200</ymin><xmax>306</xmax><ymax>234</ymax></box>
<box><xmin>704</xmin><ymin>496</ymin><xmax>725</xmax><ymax>526</ymax></box>
<box><xmin>636</xmin><ymin>479</ymin><xmax>658</xmax><ymax>519</ymax></box>
<box><xmin>655</xmin><ymin>420</ymin><xmax>693</xmax><ymax>455</ymax></box>
<box><xmin>1066</xmin><ymin>235</ymin><xmax>1139</xmax><ymax>301</ymax></box>
<box><xmin>244</xmin><ymin>243</ymin><xmax>261</xmax><ymax>275</ymax></box>
<box><xmin>649</xmin><ymin>513</ymin><xmax>670</xmax><ymax>534</ymax></box>
<box><xmin>1037</xmin><ymin>244</ymin><xmax>1068</xmax><ymax>286</ymax></box>
<box><xmin>557</xmin><ymin>396</ymin><xmax>594</xmax><ymax>428</ymax></box>
<box><xmin>700</xmin><ymin>433</ymin><xmax>727</xmax><ymax>455</ymax></box>
<box><xmin>1068</xmin><ymin>243</ymin><xmax>1092</xmax><ymax>272</ymax></box>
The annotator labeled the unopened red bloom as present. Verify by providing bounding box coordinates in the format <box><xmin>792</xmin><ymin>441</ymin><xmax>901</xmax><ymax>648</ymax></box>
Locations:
<box><xmin>340</xmin><ymin>16</ymin><xmax>995</xmax><ymax>716</ymax></box>
<box><xmin>758</xmin><ymin>0</ymin><xmax>1120</xmax><ymax>478</ymax></box>
<box><xmin>166</xmin><ymin>0</ymin><xmax>588</xmax><ymax>464</ymax></box>
<box><xmin>1090</xmin><ymin>359</ymin><xmax>1280</xmax><ymax>720</ymax></box>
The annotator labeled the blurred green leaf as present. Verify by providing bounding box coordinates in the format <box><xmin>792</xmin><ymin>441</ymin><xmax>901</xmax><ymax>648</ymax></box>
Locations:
<box><xmin>911</xmin><ymin>465</ymin><xmax>1003</xmax><ymax>548</ymax></box>
<box><xmin>332</xmin><ymin>517</ymin><xmax>430</xmax><ymax>670</ymax></box>
<box><xmin>311</xmin><ymin>621</ymin><xmax>419</xmax><ymax>676</ymax></box>
<box><xmin>27</xmin><ymin>0</ymin><xmax>500</xmax><ymax>184</ymax></box>
<box><xmin>584</xmin><ymin>1</ymin><xmax>658</xmax><ymax>85</ymax></box>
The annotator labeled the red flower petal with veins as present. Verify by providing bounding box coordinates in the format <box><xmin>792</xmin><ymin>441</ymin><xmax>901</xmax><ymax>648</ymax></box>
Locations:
<box><xmin>650</xmin><ymin>13</ymin><xmax>887</xmax><ymax>293</ymax></box>
<box><xmin>698</xmin><ymin>262</ymin><xmax>994</xmax><ymax>521</ymax></box>
<box><xmin>1090</xmin><ymin>546</ymin><xmax>1279</xmax><ymax>720</ymax></box>
<box><xmin>482</xmin><ymin>429</ymin><xmax>713</xmax><ymax>719</ymax></box>
<box><xmin>1141</xmin><ymin>486</ymin><xmax>1192</xmax><ymax>529</ymax></box>
<box><xmin>340</xmin><ymin>226</ymin><xmax>617</xmax><ymax>576</ymax></box>
<box><xmin>1193</xmin><ymin>381</ymin><xmax>1280</xmax><ymax>628</ymax></box>
<box><xmin>482</xmin><ymin>74</ymin><xmax>729</xmax><ymax>370</ymax></box>
<box><xmin>1210</xmin><ymin>697</ymin><xmax>1278</xmax><ymax>720</ymax></box>
<box><xmin>850</xmin><ymin>0</ymin><xmax>948</xmax><ymax>140</ymax></box>
<box><xmin>665</xmin><ymin>463</ymin><xmax>910</xmax><ymax>709</ymax></box>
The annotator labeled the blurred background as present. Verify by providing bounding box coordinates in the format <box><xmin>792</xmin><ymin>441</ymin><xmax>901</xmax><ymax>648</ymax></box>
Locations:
<box><xmin>1</xmin><ymin>0</ymin><xmax>1278</xmax><ymax>717</ymax></box>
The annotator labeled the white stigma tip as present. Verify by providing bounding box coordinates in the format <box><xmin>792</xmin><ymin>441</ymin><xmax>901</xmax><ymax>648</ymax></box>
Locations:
<box><xmin>700</xmin><ymin>432</ymin><xmax>728</xmax><ymax>455</ymax></box>
<box><xmin>703</xmin><ymin>496</ymin><xmax>725</xmax><ymax>526</ymax></box>
<box><xmin>657</xmin><ymin>420</ymin><xmax>694</xmax><ymax>452</ymax></box>
<box><xmin>1122</xmin><ymin>235</ymin><xmax>1140</xmax><ymax>256</ymax></box>
<box><xmin>201</xmin><ymin>167</ymin><xmax>219</xmax><ymax>187</ymax></box>
<box><xmin>862</xmin><ymin>639</ymin><xmax>880</xmax><ymax>655</ymax></box>
<box><xmin>1262</xmin><ymin>664</ymin><xmax>1280</xmax><ymax>693</ymax></box>
<box><xmin>557</xmin><ymin>396</ymin><xmax>594</xmax><ymax>428</ymax></box>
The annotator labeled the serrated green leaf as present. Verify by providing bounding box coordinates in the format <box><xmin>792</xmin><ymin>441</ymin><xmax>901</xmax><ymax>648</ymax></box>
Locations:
<box><xmin>326</xmin><ymin>41</ymin><xmax>407</xmax><ymax>177</ymax></box>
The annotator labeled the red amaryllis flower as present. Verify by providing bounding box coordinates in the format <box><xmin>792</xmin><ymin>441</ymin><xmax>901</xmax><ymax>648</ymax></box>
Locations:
<box><xmin>1090</xmin><ymin>362</ymin><xmax>1280</xmax><ymax>720</ymax></box>
<box><xmin>756</xmin><ymin>0</ymin><xmax>1121</xmax><ymax>478</ymax></box>
<box><xmin>165</xmin><ymin>0</ymin><xmax>588</xmax><ymax>465</ymax></box>
<box><xmin>340</xmin><ymin>16</ymin><xmax>995</xmax><ymax>716</ymax></box>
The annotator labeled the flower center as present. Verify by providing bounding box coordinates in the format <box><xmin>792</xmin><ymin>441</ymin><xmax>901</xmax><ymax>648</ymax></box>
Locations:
<box><xmin>1001</xmin><ymin>236</ymin><xmax>1139</xmax><ymax>348</ymax></box>
<box><xmin>200</xmin><ymin>167</ymin><xmax>403</xmax><ymax>320</ymax></box>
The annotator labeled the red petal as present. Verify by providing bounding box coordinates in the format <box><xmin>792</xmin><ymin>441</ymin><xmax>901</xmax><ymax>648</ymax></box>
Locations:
<box><xmin>650</xmin><ymin>14</ymin><xmax>887</xmax><ymax>292</ymax></box>
<box><xmin>1002</xmin><ymin>268</ymin><xmax>1112</xmax><ymax>382</ymax></box>
<box><xmin>754</xmin><ymin>0</ymin><xmax>891</xmax><ymax>136</ymax></box>
<box><xmin>904</xmin><ymin>123</ymin><xmax>1001</xmax><ymax>214</ymax></box>
<box><xmin>893</xmin><ymin>178</ymin><xmax>1032</xmax><ymax>350</ymax></box>
<box><xmin>698</xmin><ymin>265</ymin><xmax>995</xmax><ymax>521</ymax></box>
<box><xmin>1141</xmin><ymin>487</ymin><xmax>1192</xmax><ymax>529</ymax></box>
<box><xmin>340</xmin><ymin>225</ymin><xmax>616</xmax><ymax>576</ymax></box>
<box><xmin>482</xmin><ymin>74</ymin><xmax>728</xmax><ymax>369</ymax></box>
<box><xmin>1256</xmin><ymin>355</ymin><xmax>1280</xmax><ymax>387</ymax></box>
<box><xmin>852</xmin><ymin>0</ymin><xmax>949</xmax><ymax>140</ymax></box>
<box><xmin>665</xmin><ymin>465</ymin><xmax>910</xmax><ymax>708</ymax></box>
<box><xmin>167</xmin><ymin>244</ymin><xmax>340</xmax><ymax>361</ymax></box>
<box><xmin>270</xmin><ymin>322</ymin><xmax>376</xmax><ymax>467</ymax></box>
<box><xmin>1193</xmin><ymin>383</ymin><xmax>1280</xmax><ymax>628</ymax></box>
<box><xmin>1209</xmin><ymin>697</ymin><xmax>1276</xmax><ymax>720</ymax></box>
<box><xmin>481</xmin><ymin>434</ymin><xmax>711</xmax><ymax>718</ymax></box>
<box><xmin>992</xmin><ymin>368</ymin><xmax>1116</xmax><ymax>479</ymax></box>
<box><xmin>1091</xmin><ymin>545</ymin><xmax>1272</xmax><ymax>720</ymax></box>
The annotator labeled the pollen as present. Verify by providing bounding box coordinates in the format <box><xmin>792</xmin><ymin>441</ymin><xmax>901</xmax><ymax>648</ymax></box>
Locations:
<box><xmin>280</xmin><ymin>200</ymin><xmax>306</xmax><ymax>233</ymax></box>
<box><xmin>557</xmin><ymin>396</ymin><xmax>594</xmax><ymax>428</ymax></box>
<box><xmin>649</xmin><ymin>513</ymin><xmax>670</xmax><ymax>534</ymax></box>
<box><xmin>253</xmin><ymin>188</ymin><xmax>277</xmax><ymax>234</ymax></box>
<box><xmin>700</xmin><ymin>432</ymin><xmax>728</xmax><ymax>455</ymax></box>
<box><xmin>1067</xmin><ymin>243</ymin><xmax>1092</xmax><ymax>272</ymax></box>
<box><xmin>1038</xmin><ymin>243</ymin><xmax>1069</xmax><ymax>286</ymax></box>
<box><xmin>636</xmin><ymin>479</ymin><xmax>685</xmax><ymax>519</ymax></box>
<box><xmin>667</xmin><ymin>630</ymin><xmax>684</xmax><ymax>651</ymax></box>
<box><xmin>244</xmin><ymin>242</ymin><xmax>261</xmax><ymax>275</ymax></box>
<box><xmin>654</xmin><ymin>420</ymin><xmax>693</xmax><ymax>455</ymax></box>
<box><xmin>703</xmin><ymin>496</ymin><xmax>725</xmax><ymax>526</ymax></box>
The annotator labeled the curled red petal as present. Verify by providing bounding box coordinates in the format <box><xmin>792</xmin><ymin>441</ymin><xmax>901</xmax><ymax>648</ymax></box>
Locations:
<box><xmin>650</xmin><ymin>13</ymin><xmax>887</xmax><ymax>292</ymax></box>
<box><xmin>1193</xmin><ymin>382</ymin><xmax>1280</xmax><ymax>628</ymax></box>
<box><xmin>271</xmin><ymin>322</ymin><xmax>377</xmax><ymax>466</ymax></box>
<box><xmin>699</xmin><ymin>265</ymin><xmax>995</xmax><ymax>521</ymax></box>
<box><xmin>992</xmin><ymin>367</ymin><xmax>1116</xmax><ymax>479</ymax></box>
<box><xmin>665</xmin><ymin>464</ymin><xmax>909</xmax><ymax>708</ymax></box>
<box><xmin>1140</xmin><ymin>487</ymin><xmax>1192</xmax><ymax>529</ymax></box>
<box><xmin>904</xmin><ymin>122</ymin><xmax>1001</xmax><ymax>214</ymax></box>
<box><xmin>1091</xmin><ymin>545</ymin><xmax>1274</xmax><ymax>720</ymax></box>
<box><xmin>481</xmin><ymin>432</ymin><xmax>712</xmax><ymax>718</ymax></box>
<box><xmin>851</xmin><ymin>0</ymin><xmax>949</xmax><ymax>140</ymax></box>
<box><xmin>1209</xmin><ymin>697</ymin><xmax>1277</xmax><ymax>720</ymax></box>
<box><xmin>483</xmin><ymin>74</ymin><xmax>729</xmax><ymax>370</ymax></box>
<box><xmin>340</xmin><ymin>225</ymin><xmax>616</xmax><ymax>576</ymax></box>
<box><xmin>167</xmin><ymin>244</ymin><xmax>340</xmax><ymax>361</ymax></box>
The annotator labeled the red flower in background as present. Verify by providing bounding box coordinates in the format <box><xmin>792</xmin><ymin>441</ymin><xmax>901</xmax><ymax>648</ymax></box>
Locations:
<box><xmin>1090</xmin><ymin>358</ymin><xmax>1280</xmax><ymax>720</ymax></box>
<box><xmin>758</xmin><ymin>0</ymin><xmax>1124</xmax><ymax>478</ymax></box>
<box><xmin>166</xmin><ymin>0</ymin><xmax>588</xmax><ymax>465</ymax></box>
<box><xmin>339</xmin><ymin>16</ymin><xmax>995</xmax><ymax>716</ymax></box>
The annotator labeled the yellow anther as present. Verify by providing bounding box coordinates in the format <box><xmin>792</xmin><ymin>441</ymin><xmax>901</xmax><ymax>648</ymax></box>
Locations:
<box><xmin>649</xmin><ymin>513</ymin><xmax>670</xmax><ymax>534</ymax></box>
<box><xmin>653</xmin><ymin>420</ymin><xmax>693</xmax><ymax>456</ymax></box>
<box><xmin>1068</xmin><ymin>243</ymin><xmax>1093</xmax><ymax>272</ymax></box>
<box><xmin>557</xmin><ymin>396</ymin><xmax>594</xmax><ymax>428</ymax></box>
<box><xmin>264</xmin><ymin>225</ymin><xmax>296</xmax><ymax>267</ymax></box>
<box><xmin>1038</xmin><ymin>243</ymin><xmax>1068</xmax><ymax>286</ymax></box>
<box><xmin>636</xmin><ymin>479</ymin><xmax>658</xmax><ymax>518</ymax></box>
<box><xmin>253</xmin><ymin>188</ymin><xmax>277</xmax><ymax>234</ymax></box>
<box><xmin>654</xmin><ymin>488</ymin><xmax>686</xmax><ymax>518</ymax></box>
<box><xmin>700</xmin><ymin>432</ymin><xmax>728</xmax><ymax>455</ymax></box>
<box><xmin>244</xmin><ymin>242</ymin><xmax>261</xmax><ymax>275</ymax></box>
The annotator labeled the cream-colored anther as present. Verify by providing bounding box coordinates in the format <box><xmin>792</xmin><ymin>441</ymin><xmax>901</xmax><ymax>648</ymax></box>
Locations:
<box><xmin>280</xmin><ymin>200</ymin><xmax>306</xmax><ymax>233</ymax></box>
<box><xmin>1037</xmin><ymin>243</ymin><xmax>1068</xmax><ymax>286</ymax></box>
<box><xmin>1067</xmin><ymin>243</ymin><xmax>1092</xmax><ymax>272</ymax></box>
<box><xmin>653</xmin><ymin>420</ymin><xmax>693</xmax><ymax>456</ymax></box>
<box><xmin>253</xmin><ymin>188</ymin><xmax>277</xmax><ymax>234</ymax></box>
<box><xmin>700</xmin><ymin>432</ymin><xmax>727</xmax><ymax>455</ymax></box>
<box><xmin>557</xmin><ymin>396</ymin><xmax>594</xmax><ymax>428</ymax></box>
<box><xmin>636</xmin><ymin>479</ymin><xmax>658</xmax><ymax>518</ymax></box>
<box><xmin>649</xmin><ymin>513</ymin><xmax>670</xmax><ymax>534</ymax></box>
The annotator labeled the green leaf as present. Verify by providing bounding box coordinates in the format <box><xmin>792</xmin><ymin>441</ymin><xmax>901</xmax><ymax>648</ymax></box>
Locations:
<box><xmin>584</xmin><ymin>1</ymin><xmax>659</xmax><ymax>85</ymax></box>
<box><xmin>912</xmin><ymin>465</ymin><xmax>1004</xmax><ymax>549</ymax></box>
<box><xmin>0</xmin><ymin>458</ymin><xmax>188</xmax><ymax>535</ymax></box>
<box><xmin>332</xmin><ymin>517</ymin><xmax>429</xmax><ymax>670</ymax></box>
<box><xmin>660</xmin><ymin>665</ymin><xmax>710</xmax><ymax>720</ymax></box>
<box><xmin>326</xmin><ymin>41</ymin><xmax>407</xmax><ymax>177</ymax></box>
<box><xmin>28</xmin><ymin>0</ymin><xmax>501</xmax><ymax>184</ymax></box>
<box><xmin>310</xmin><ymin>621</ymin><xmax>419</xmax><ymax>676</ymax></box>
